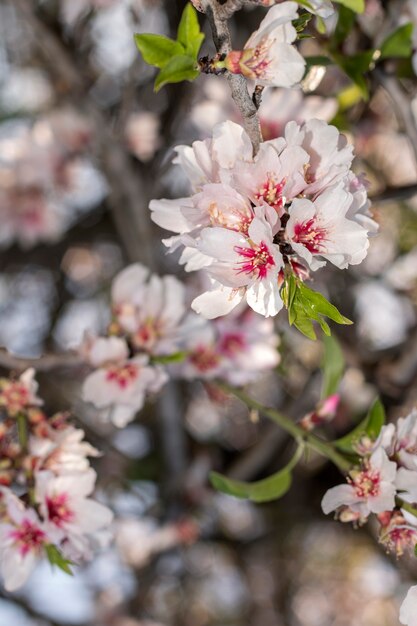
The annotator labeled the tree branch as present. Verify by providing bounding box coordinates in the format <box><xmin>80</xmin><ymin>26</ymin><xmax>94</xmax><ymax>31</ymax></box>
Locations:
<box><xmin>0</xmin><ymin>349</ymin><xmax>84</xmax><ymax>373</ymax></box>
<box><xmin>202</xmin><ymin>0</ymin><xmax>263</xmax><ymax>154</ymax></box>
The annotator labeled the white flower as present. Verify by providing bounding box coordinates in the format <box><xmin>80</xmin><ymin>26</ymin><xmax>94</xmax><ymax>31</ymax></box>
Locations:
<box><xmin>375</xmin><ymin>409</ymin><xmax>417</xmax><ymax>470</ymax></box>
<box><xmin>233</xmin><ymin>142</ymin><xmax>309</xmax><ymax>216</ymax></box>
<box><xmin>82</xmin><ymin>338</ymin><xmax>167</xmax><ymax>427</ymax></box>
<box><xmin>0</xmin><ymin>488</ymin><xmax>48</xmax><ymax>591</ymax></box>
<box><xmin>193</xmin><ymin>208</ymin><xmax>284</xmax><ymax>318</ymax></box>
<box><xmin>83</xmin><ymin>359</ymin><xmax>167</xmax><ymax>427</ymax></box>
<box><xmin>225</xmin><ymin>2</ymin><xmax>306</xmax><ymax>88</ymax></box>
<box><xmin>286</xmin><ymin>183</ymin><xmax>370</xmax><ymax>270</ymax></box>
<box><xmin>396</xmin><ymin>467</ymin><xmax>417</xmax><ymax>503</ymax></box>
<box><xmin>284</xmin><ymin>118</ymin><xmax>354</xmax><ymax>196</ymax></box>
<box><xmin>35</xmin><ymin>469</ymin><xmax>113</xmax><ymax>558</ymax></box>
<box><xmin>400</xmin><ymin>586</ymin><xmax>417</xmax><ymax>626</ymax></box>
<box><xmin>29</xmin><ymin>426</ymin><xmax>100</xmax><ymax>475</ymax></box>
<box><xmin>261</xmin><ymin>0</ymin><xmax>334</xmax><ymax>18</ymax></box>
<box><xmin>321</xmin><ymin>448</ymin><xmax>397</xmax><ymax>520</ymax></box>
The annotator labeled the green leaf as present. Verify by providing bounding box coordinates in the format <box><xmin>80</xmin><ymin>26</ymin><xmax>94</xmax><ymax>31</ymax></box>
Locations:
<box><xmin>333</xmin><ymin>6</ymin><xmax>356</xmax><ymax>46</ymax></box>
<box><xmin>333</xmin><ymin>0</ymin><xmax>365</xmax><ymax>13</ymax></box>
<box><xmin>334</xmin><ymin>397</ymin><xmax>385</xmax><ymax>453</ymax></box>
<box><xmin>334</xmin><ymin>50</ymin><xmax>375</xmax><ymax>100</ymax></box>
<box><xmin>45</xmin><ymin>544</ymin><xmax>74</xmax><ymax>576</ymax></box>
<box><xmin>210</xmin><ymin>447</ymin><xmax>303</xmax><ymax>503</ymax></box>
<box><xmin>321</xmin><ymin>335</ymin><xmax>345</xmax><ymax>399</ymax></box>
<box><xmin>305</xmin><ymin>55</ymin><xmax>333</xmax><ymax>71</ymax></box>
<box><xmin>134</xmin><ymin>34</ymin><xmax>184</xmax><ymax>69</ymax></box>
<box><xmin>379</xmin><ymin>23</ymin><xmax>414</xmax><ymax>61</ymax></box>
<box><xmin>293</xmin><ymin>12</ymin><xmax>312</xmax><ymax>33</ymax></box>
<box><xmin>152</xmin><ymin>351</ymin><xmax>187</xmax><ymax>365</ymax></box>
<box><xmin>365</xmin><ymin>398</ymin><xmax>386</xmax><ymax>439</ymax></box>
<box><xmin>283</xmin><ymin>275</ymin><xmax>352</xmax><ymax>341</ymax></box>
<box><xmin>177</xmin><ymin>3</ymin><xmax>205</xmax><ymax>59</ymax></box>
<box><xmin>154</xmin><ymin>54</ymin><xmax>199</xmax><ymax>92</ymax></box>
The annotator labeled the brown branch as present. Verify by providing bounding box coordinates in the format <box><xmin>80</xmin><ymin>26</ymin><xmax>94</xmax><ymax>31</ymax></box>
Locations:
<box><xmin>369</xmin><ymin>183</ymin><xmax>417</xmax><ymax>205</ymax></box>
<box><xmin>202</xmin><ymin>0</ymin><xmax>263</xmax><ymax>154</ymax></box>
<box><xmin>0</xmin><ymin>348</ymin><xmax>84</xmax><ymax>374</ymax></box>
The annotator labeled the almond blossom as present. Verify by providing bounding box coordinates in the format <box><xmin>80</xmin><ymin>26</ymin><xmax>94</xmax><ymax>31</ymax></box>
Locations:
<box><xmin>373</xmin><ymin>409</ymin><xmax>417</xmax><ymax>470</ymax></box>
<box><xmin>261</xmin><ymin>0</ymin><xmax>335</xmax><ymax>18</ymax></box>
<box><xmin>82</xmin><ymin>337</ymin><xmax>167</xmax><ymax>427</ymax></box>
<box><xmin>111</xmin><ymin>263</ymin><xmax>188</xmax><ymax>356</ymax></box>
<box><xmin>0</xmin><ymin>489</ymin><xmax>48</xmax><ymax>591</ymax></box>
<box><xmin>286</xmin><ymin>183</ymin><xmax>370</xmax><ymax>270</ymax></box>
<box><xmin>321</xmin><ymin>448</ymin><xmax>397</xmax><ymax>521</ymax></box>
<box><xmin>193</xmin><ymin>208</ymin><xmax>284</xmax><ymax>317</ymax></box>
<box><xmin>224</xmin><ymin>2</ymin><xmax>306</xmax><ymax>87</ymax></box>
<box><xmin>35</xmin><ymin>469</ymin><xmax>113</xmax><ymax>561</ymax></box>
<box><xmin>400</xmin><ymin>586</ymin><xmax>417</xmax><ymax>626</ymax></box>
<box><xmin>150</xmin><ymin>118</ymin><xmax>374</xmax><ymax>321</ymax></box>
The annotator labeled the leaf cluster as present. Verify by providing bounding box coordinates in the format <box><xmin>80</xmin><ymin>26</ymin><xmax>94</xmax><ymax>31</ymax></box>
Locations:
<box><xmin>134</xmin><ymin>3</ymin><xmax>204</xmax><ymax>92</ymax></box>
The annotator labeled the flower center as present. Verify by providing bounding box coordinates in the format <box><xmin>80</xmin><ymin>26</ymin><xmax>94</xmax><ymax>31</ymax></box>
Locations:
<box><xmin>234</xmin><ymin>240</ymin><xmax>275</xmax><ymax>279</ymax></box>
<box><xmin>10</xmin><ymin>519</ymin><xmax>45</xmax><ymax>556</ymax></box>
<box><xmin>0</xmin><ymin>382</ymin><xmax>30</xmax><ymax>416</ymax></box>
<box><xmin>105</xmin><ymin>363</ymin><xmax>138</xmax><ymax>389</ymax></box>
<box><xmin>350</xmin><ymin>467</ymin><xmax>381</xmax><ymax>498</ymax></box>
<box><xmin>219</xmin><ymin>333</ymin><xmax>246</xmax><ymax>357</ymax></box>
<box><xmin>46</xmin><ymin>493</ymin><xmax>74</xmax><ymax>527</ymax></box>
<box><xmin>208</xmin><ymin>203</ymin><xmax>251</xmax><ymax>234</ymax></box>
<box><xmin>255</xmin><ymin>175</ymin><xmax>286</xmax><ymax>212</ymax></box>
<box><xmin>132</xmin><ymin>318</ymin><xmax>162</xmax><ymax>351</ymax></box>
<box><xmin>189</xmin><ymin>345</ymin><xmax>221</xmax><ymax>373</ymax></box>
<box><xmin>292</xmin><ymin>218</ymin><xmax>327</xmax><ymax>254</ymax></box>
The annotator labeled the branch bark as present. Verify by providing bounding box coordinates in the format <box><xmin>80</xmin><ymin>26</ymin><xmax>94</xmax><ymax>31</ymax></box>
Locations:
<box><xmin>202</xmin><ymin>0</ymin><xmax>263</xmax><ymax>154</ymax></box>
<box><xmin>0</xmin><ymin>348</ymin><xmax>84</xmax><ymax>373</ymax></box>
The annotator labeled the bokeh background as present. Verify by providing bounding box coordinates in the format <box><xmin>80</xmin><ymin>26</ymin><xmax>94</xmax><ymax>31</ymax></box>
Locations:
<box><xmin>1</xmin><ymin>0</ymin><xmax>417</xmax><ymax>624</ymax></box>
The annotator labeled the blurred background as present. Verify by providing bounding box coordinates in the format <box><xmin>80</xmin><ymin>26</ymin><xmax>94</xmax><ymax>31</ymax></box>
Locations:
<box><xmin>1</xmin><ymin>0</ymin><xmax>417</xmax><ymax>624</ymax></box>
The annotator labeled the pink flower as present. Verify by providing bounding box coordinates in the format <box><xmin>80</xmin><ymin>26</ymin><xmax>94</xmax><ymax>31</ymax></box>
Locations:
<box><xmin>283</xmin><ymin>119</ymin><xmax>354</xmax><ymax>196</ymax></box>
<box><xmin>29</xmin><ymin>426</ymin><xmax>100</xmax><ymax>475</ymax></box>
<box><xmin>233</xmin><ymin>142</ymin><xmax>309</xmax><ymax>216</ymax></box>
<box><xmin>224</xmin><ymin>2</ymin><xmax>305</xmax><ymax>87</ymax></box>
<box><xmin>321</xmin><ymin>448</ymin><xmax>397</xmax><ymax>520</ymax></box>
<box><xmin>286</xmin><ymin>183</ymin><xmax>370</xmax><ymax>270</ymax></box>
<box><xmin>261</xmin><ymin>0</ymin><xmax>334</xmax><ymax>18</ymax></box>
<box><xmin>375</xmin><ymin>409</ymin><xmax>417</xmax><ymax>470</ymax></box>
<box><xmin>35</xmin><ymin>469</ymin><xmax>113</xmax><ymax>559</ymax></box>
<box><xmin>299</xmin><ymin>394</ymin><xmax>340</xmax><ymax>431</ymax></box>
<box><xmin>0</xmin><ymin>489</ymin><xmax>48</xmax><ymax>591</ymax></box>
<box><xmin>378</xmin><ymin>510</ymin><xmax>417</xmax><ymax>557</ymax></box>
<box><xmin>193</xmin><ymin>208</ymin><xmax>284</xmax><ymax>318</ymax></box>
<box><xmin>82</xmin><ymin>337</ymin><xmax>167</xmax><ymax>427</ymax></box>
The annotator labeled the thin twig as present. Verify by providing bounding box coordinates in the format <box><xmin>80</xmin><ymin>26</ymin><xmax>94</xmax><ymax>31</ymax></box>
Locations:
<box><xmin>0</xmin><ymin>348</ymin><xmax>84</xmax><ymax>373</ymax></box>
<box><xmin>202</xmin><ymin>0</ymin><xmax>263</xmax><ymax>154</ymax></box>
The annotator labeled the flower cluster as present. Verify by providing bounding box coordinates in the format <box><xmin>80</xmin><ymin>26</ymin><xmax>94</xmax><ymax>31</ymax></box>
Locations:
<box><xmin>81</xmin><ymin>263</ymin><xmax>281</xmax><ymax>426</ymax></box>
<box><xmin>320</xmin><ymin>409</ymin><xmax>417</xmax><ymax>625</ymax></box>
<box><xmin>0</xmin><ymin>109</ymin><xmax>107</xmax><ymax>249</ymax></box>
<box><xmin>150</xmin><ymin>118</ymin><xmax>376</xmax><ymax>319</ymax></box>
<box><xmin>0</xmin><ymin>369</ymin><xmax>112</xmax><ymax>591</ymax></box>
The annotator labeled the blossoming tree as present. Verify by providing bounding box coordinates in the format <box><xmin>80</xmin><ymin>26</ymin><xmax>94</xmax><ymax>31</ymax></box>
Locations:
<box><xmin>2</xmin><ymin>0</ymin><xmax>417</xmax><ymax>624</ymax></box>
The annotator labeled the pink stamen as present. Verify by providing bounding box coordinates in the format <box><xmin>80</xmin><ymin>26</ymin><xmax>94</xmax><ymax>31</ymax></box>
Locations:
<box><xmin>46</xmin><ymin>493</ymin><xmax>74</xmax><ymax>528</ymax></box>
<box><xmin>189</xmin><ymin>345</ymin><xmax>221</xmax><ymax>373</ymax></box>
<box><xmin>106</xmin><ymin>363</ymin><xmax>138</xmax><ymax>389</ymax></box>
<box><xmin>234</xmin><ymin>241</ymin><xmax>275</xmax><ymax>279</ymax></box>
<box><xmin>292</xmin><ymin>218</ymin><xmax>327</xmax><ymax>254</ymax></box>
<box><xmin>10</xmin><ymin>519</ymin><xmax>45</xmax><ymax>556</ymax></box>
<box><xmin>219</xmin><ymin>333</ymin><xmax>246</xmax><ymax>357</ymax></box>
<box><xmin>255</xmin><ymin>175</ymin><xmax>286</xmax><ymax>212</ymax></box>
